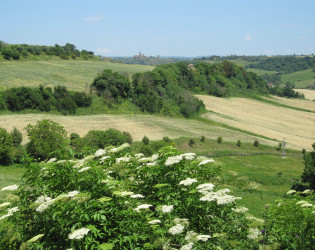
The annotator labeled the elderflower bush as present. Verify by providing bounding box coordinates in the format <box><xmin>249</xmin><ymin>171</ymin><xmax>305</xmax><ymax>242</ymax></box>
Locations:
<box><xmin>0</xmin><ymin>145</ymin><xmax>258</xmax><ymax>249</ymax></box>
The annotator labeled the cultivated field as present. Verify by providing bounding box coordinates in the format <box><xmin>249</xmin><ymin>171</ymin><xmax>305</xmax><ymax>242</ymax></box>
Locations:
<box><xmin>0</xmin><ymin>60</ymin><xmax>154</xmax><ymax>91</ymax></box>
<box><xmin>294</xmin><ymin>89</ymin><xmax>315</xmax><ymax>100</ymax></box>
<box><xmin>0</xmin><ymin>113</ymin><xmax>277</xmax><ymax>146</ymax></box>
<box><xmin>263</xmin><ymin>95</ymin><xmax>315</xmax><ymax>111</ymax></box>
<box><xmin>196</xmin><ymin>95</ymin><xmax>315</xmax><ymax>150</ymax></box>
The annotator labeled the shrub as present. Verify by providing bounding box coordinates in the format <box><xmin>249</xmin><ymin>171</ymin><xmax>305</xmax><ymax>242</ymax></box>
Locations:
<box><xmin>0</xmin><ymin>128</ymin><xmax>13</xmax><ymax>164</ymax></box>
<box><xmin>26</xmin><ymin>120</ymin><xmax>69</xmax><ymax>160</ymax></box>
<box><xmin>253</xmin><ymin>140</ymin><xmax>260</xmax><ymax>147</ymax></box>
<box><xmin>142</xmin><ymin>136</ymin><xmax>150</xmax><ymax>145</ymax></box>
<box><xmin>11</xmin><ymin>127</ymin><xmax>23</xmax><ymax>146</ymax></box>
<box><xmin>217</xmin><ymin>136</ymin><xmax>223</xmax><ymax>143</ymax></box>
<box><xmin>237</xmin><ymin>139</ymin><xmax>241</xmax><ymax>147</ymax></box>
<box><xmin>163</xmin><ymin>136</ymin><xmax>171</xmax><ymax>143</ymax></box>
<box><xmin>277</xmin><ymin>142</ymin><xmax>282</xmax><ymax>151</ymax></box>
<box><xmin>188</xmin><ymin>138</ymin><xmax>195</xmax><ymax>147</ymax></box>
<box><xmin>200</xmin><ymin>135</ymin><xmax>205</xmax><ymax>142</ymax></box>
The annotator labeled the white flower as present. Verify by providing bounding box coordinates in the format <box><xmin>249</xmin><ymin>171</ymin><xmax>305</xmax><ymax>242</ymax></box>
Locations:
<box><xmin>101</xmin><ymin>179</ymin><xmax>110</xmax><ymax>183</ymax></box>
<box><xmin>108</xmin><ymin>143</ymin><xmax>130</xmax><ymax>153</ymax></box>
<box><xmin>247</xmin><ymin>228</ymin><xmax>260</xmax><ymax>240</ymax></box>
<box><xmin>180</xmin><ymin>243</ymin><xmax>194</xmax><ymax>250</ymax></box>
<box><xmin>130</xmin><ymin>194</ymin><xmax>145</xmax><ymax>199</ymax></box>
<box><xmin>0</xmin><ymin>213</ymin><xmax>12</xmax><ymax>220</ymax></box>
<box><xmin>174</xmin><ymin>218</ymin><xmax>189</xmax><ymax>227</ymax></box>
<box><xmin>78</xmin><ymin>167</ymin><xmax>91</xmax><ymax>173</ymax></box>
<box><xmin>95</xmin><ymin>149</ymin><xmax>107</xmax><ymax>157</ymax></box>
<box><xmin>303</xmin><ymin>189</ymin><xmax>311</xmax><ymax>194</ymax></box>
<box><xmin>300</xmin><ymin>203</ymin><xmax>313</xmax><ymax>207</ymax></box>
<box><xmin>216</xmin><ymin>195</ymin><xmax>242</xmax><ymax>205</ymax></box>
<box><xmin>57</xmin><ymin>160</ymin><xmax>66</xmax><ymax>163</ymax></box>
<box><xmin>296</xmin><ymin>200</ymin><xmax>308</xmax><ymax>205</ymax></box>
<box><xmin>67</xmin><ymin>191</ymin><xmax>80</xmax><ymax>197</ymax></box>
<box><xmin>68</xmin><ymin>227</ymin><xmax>90</xmax><ymax>240</ymax></box>
<box><xmin>180</xmin><ymin>153</ymin><xmax>196</xmax><ymax>160</ymax></box>
<box><xmin>116</xmin><ymin>156</ymin><xmax>131</xmax><ymax>163</ymax></box>
<box><xmin>135</xmin><ymin>153</ymin><xmax>144</xmax><ymax>159</ymax></box>
<box><xmin>197</xmin><ymin>183</ymin><xmax>215</xmax><ymax>194</ymax></box>
<box><xmin>246</xmin><ymin>216</ymin><xmax>264</xmax><ymax>223</ymax></box>
<box><xmin>185</xmin><ymin>231</ymin><xmax>198</xmax><ymax>242</ymax></box>
<box><xmin>161</xmin><ymin>205</ymin><xmax>174</xmax><ymax>213</ymax></box>
<box><xmin>99</xmin><ymin>156</ymin><xmax>111</xmax><ymax>164</ymax></box>
<box><xmin>287</xmin><ymin>190</ymin><xmax>296</xmax><ymax>195</ymax></box>
<box><xmin>0</xmin><ymin>202</ymin><xmax>11</xmax><ymax>208</ymax></box>
<box><xmin>179</xmin><ymin>178</ymin><xmax>197</xmax><ymax>186</ymax></box>
<box><xmin>73</xmin><ymin>160</ymin><xmax>84</xmax><ymax>169</ymax></box>
<box><xmin>133</xmin><ymin>204</ymin><xmax>153</xmax><ymax>212</ymax></box>
<box><xmin>197</xmin><ymin>235</ymin><xmax>211</xmax><ymax>242</ymax></box>
<box><xmin>198</xmin><ymin>159</ymin><xmax>215</xmax><ymax>165</ymax></box>
<box><xmin>146</xmin><ymin>161</ymin><xmax>157</xmax><ymax>167</ymax></box>
<box><xmin>148</xmin><ymin>220</ymin><xmax>161</xmax><ymax>224</ymax></box>
<box><xmin>35</xmin><ymin>195</ymin><xmax>52</xmax><ymax>204</ymax></box>
<box><xmin>1</xmin><ymin>184</ymin><xmax>19</xmax><ymax>191</ymax></box>
<box><xmin>47</xmin><ymin>157</ymin><xmax>57</xmax><ymax>163</ymax></box>
<box><xmin>168</xmin><ymin>224</ymin><xmax>185</xmax><ymax>235</ymax></box>
<box><xmin>119</xmin><ymin>191</ymin><xmax>134</xmax><ymax>197</ymax></box>
<box><xmin>232</xmin><ymin>206</ymin><xmax>249</xmax><ymax>213</ymax></box>
<box><xmin>36</xmin><ymin>200</ymin><xmax>55</xmax><ymax>213</ymax></box>
<box><xmin>165</xmin><ymin>155</ymin><xmax>183</xmax><ymax>166</ymax></box>
<box><xmin>83</xmin><ymin>155</ymin><xmax>94</xmax><ymax>161</ymax></box>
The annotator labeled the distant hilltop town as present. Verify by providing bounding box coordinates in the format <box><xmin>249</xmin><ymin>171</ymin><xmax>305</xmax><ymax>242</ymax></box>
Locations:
<box><xmin>133</xmin><ymin>52</ymin><xmax>160</xmax><ymax>59</ymax></box>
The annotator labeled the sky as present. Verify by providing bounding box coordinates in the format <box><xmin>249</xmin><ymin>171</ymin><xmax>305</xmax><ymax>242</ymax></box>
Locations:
<box><xmin>1</xmin><ymin>0</ymin><xmax>315</xmax><ymax>57</ymax></box>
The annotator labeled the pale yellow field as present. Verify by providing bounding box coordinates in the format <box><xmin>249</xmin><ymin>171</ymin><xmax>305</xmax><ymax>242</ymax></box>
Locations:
<box><xmin>0</xmin><ymin>113</ymin><xmax>276</xmax><ymax>146</ymax></box>
<box><xmin>294</xmin><ymin>89</ymin><xmax>315</xmax><ymax>100</ymax></box>
<box><xmin>263</xmin><ymin>95</ymin><xmax>315</xmax><ymax>112</ymax></box>
<box><xmin>196</xmin><ymin>95</ymin><xmax>315</xmax><ymax>150</ymax></box>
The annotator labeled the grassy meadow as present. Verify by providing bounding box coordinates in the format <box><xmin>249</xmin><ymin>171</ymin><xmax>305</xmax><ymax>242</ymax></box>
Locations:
<box><xmin>281</xmin><ymin>69</ymin><xmax>315</xmax><ymax>88</ymax></box>
<box><xmin>0</xmin><ymin>60</ymin><xmax>154</xmax><ymax>91</ymax></box>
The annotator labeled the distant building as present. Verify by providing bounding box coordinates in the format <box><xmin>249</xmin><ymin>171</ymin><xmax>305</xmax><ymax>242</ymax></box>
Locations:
<box><xmin>133</xmin><ymin>52</ymin><xmax>146</xmax><ymax>59</ymax></box>
<box><xmin>188</xmin><ymin>64</ymin><xmax>195</xmax><ymax>69</ymax></box>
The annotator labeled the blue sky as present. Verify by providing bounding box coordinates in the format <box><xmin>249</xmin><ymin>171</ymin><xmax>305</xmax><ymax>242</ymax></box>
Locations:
<box><xmin>1</xmin><ymin>0</ymin><xmax>315</xmax><ymax>57</ymax></box>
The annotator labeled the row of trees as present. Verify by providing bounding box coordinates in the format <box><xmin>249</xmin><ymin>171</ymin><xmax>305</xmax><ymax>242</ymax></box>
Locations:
<box><xmin>246</xmin><ymin>55</ymin><xmax>315</xmax><ymax>74</ymax></box>
<box><xmin>0</xmin><ymin>120</ymin><xmax>132</xmax><ymax>164</ymax></box>
<box><xmin>0</xmin><ymin>85</ymin><xmax>92</xmax><ymax>115</ymax></box>
<box><xmin>0</xmin><ymin>41</ymin><xmax>95</xmax><ymax>60</ymax></box>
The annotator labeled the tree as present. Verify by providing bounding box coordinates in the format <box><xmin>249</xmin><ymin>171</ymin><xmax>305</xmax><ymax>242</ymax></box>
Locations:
<box><xmin>1</xmin><ymin>46</ymin><xmax>13</xmax><ymax>60</ymax></box>
<box><xmin>11</xmin><ymin>127</ymin><xmax>22</xmax><ymax>146</ymax></box>
<box><xmin>26</xmin><ymin>120</ymin><xmax>69</xmax><ymax>160</ymax></box>
<box><xmin>0</xmin><ymin>128</ymin><xmax>13</xmax><ymax>164</ymax></box>
<box><xmin>142</xmin><ymin>136</ymin><xmax>150</xmax><ymax>145</ymax></box>
<box><xmin>300</xmin><ymin>143</ymin><xmax>315</xmax><ymax>190</ymax></box>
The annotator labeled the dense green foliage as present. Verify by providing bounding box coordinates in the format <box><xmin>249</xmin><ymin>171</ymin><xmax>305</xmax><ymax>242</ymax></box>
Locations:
<box><xmin>111</xmin><ymin>56</ymin><xmax>190</xmax><ymax>65</ymax></box>
<box><xmin>246</xmin><ymin>56</ymin><xmax>315</xmax><ymax>74</ymax></box>
<box><xmin>0</xmin><ymin>42</ymin><xmax>95</xmax><ymax>60</ymax></box>
<box><xmin>0</xmin><ymin>85</ymin><xmax>91</xmax><ymax>115</ymax></box>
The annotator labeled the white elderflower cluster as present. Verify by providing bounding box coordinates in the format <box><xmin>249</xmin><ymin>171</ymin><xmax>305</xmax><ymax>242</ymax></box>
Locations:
<box><xmin>185</xmin><ymin>231</ymin><xmax>199</xmax><ymax>242</ymax></box>
<box><xmin>303</xmin><ymin>189</ymin><xmax>311</xmax><ymax>194</ymax></box>
<box><xmin>232</xmin><ymin>206</ymin><xmax>249</xmax><ymax>213</ymax></box>
<box><xmin>180</xmin><ymin>243</ymin><xmax>194</xmax><ymax>250</ymax></box>
<box><xmin>174</xmin><ymin>218</ymin><xmax>189</xmax><ymax>227</ymax></box>
<box><xmin>287</xmin><ymin>190</ymin><xmax>296</xmax><ymax>195</ymax></box>
<box><xmin>139</xmin><ymin>154</ymin><xmax>159</xmax><ymax>163</ymax></box>
<box><xmin>99</xmin><ymin>156</ymin><xmax>111</xmax><ymax>164</ymax></box>
<box><xmin>108</xmin><ymin>143</ymin><xmax>130</xmax><ymax>153</ymax></box>
<box><xmin>27</xmin><ymin>234</ymin><xmax>44</xmax><ymax>243</ymax></box>
<box><xmin>130</xmin><ymin>194</ymin><xmax>145</xmax><ymax>199</ymax></box>
<box><xmin>247</xmin><ymin>228</ymin><xmax>261</xmax><ymax>240</ymax></box>
<box><xmin>146</xmin><ymin>161</ymin><xmax>157</xmax><ymax>167</ymax></box>
<box><xmin>161</xmin><ymin>205</ymin><xmax>174</xmax><ymax>213</ymax></box>
<box><xmin>133</xmin><ymin>204</ymin><xmax>153</xmax><ymax>212</ymax></box>
<box><xmin>168</xmin><ymin>224</ymin><xmax>185</xmax><ymax>235</ymax></box>
<box><xmin>35</xmin><ymin>195</ymin><xmax>52</xmax><ymax>204</ymax></box>
<box><xmin>165</xmin><ymin>155</ymin><xmax>183</xmax><ymax>166</ymax></box>
<box><xmin>296</xmin><ymin>200</ymin><xmax>314</xmax><ymax>208</ymax></box>
<box><xmin>135</xmin><ymin>153</ymin><xmax>144</xmax><ymax>159</ymax></box>
<box><xmin>1</xmin><ymin>184</ymin><xmax>19</xmax><ymax>191</ymax></box>
<box><xmin>47</xmin><ymin>157</ymin><xmax>57</xmax><ymax>163</ymax></box>
<box><xmin>116</xmin><ymin>156</ymin><xmax>131</xmax><ymax>164</ymax></box>
<box><xmin>67</xmin><ymin>191</ymin><xmax>80</xmax><ymax>197</ymax></box>
<box><xmin>179</xmin><ymin>178</ymin><xmax>197</xmax><ymax>186</ymax></box>
<box><xmin>0</xmin><ymin>206</ymin><xmax>19</xmax><ymax>221</ymax></box>
<box><xmin>78</xmin><ymin>167</ymin><xmax>91</xmax><ymax>173</ymax></box>
<box><xmin>68</xmin><ymin>227</ymin><xmax>90</xmax><ymax>240</ymax></box>
<box><xmin>197</xmin><ymin>183</ymin><xmax>215</xmax><ymax>194</ymax></box>
<box><xmin>148</xmin><ymin>219</ymin><xmax>161</xmax><ymax>224</ymax></box>
<box><xmin>198</xmin><ymin>159</ymin><xmax>215</xmax><ymax>166</ymax></box>
<box><xmin>119</xmin><ymin>191</ymin><xmax>134</xmax><ymax>197</ymax></box>
<box><xmin>72</xmin><ymin>160</ymin><xmax>84</xmax><ymax>169</ymax></box>
<box><xmin>94</xmin><ymin>149</ymin><xmax>107</xmax><ymax>157</ymax></box>
<box><xmin>0</xmin><ymin>202</ymin><xmax>11</xmax><ymax>208</ymax></box>
<box><xmin>200</xmin><ymin>188</ymin><xmax>241</xmax><ymax>205</ymax></box>
<box><xmin>180</xmin><ymin>153</ymin><xmax>196</xmax><ymax>160</ymax></box>
<box><xmin>196</xmin><ymin>234</ymin><xmax>211</xmax><ymax>242</ymax></box>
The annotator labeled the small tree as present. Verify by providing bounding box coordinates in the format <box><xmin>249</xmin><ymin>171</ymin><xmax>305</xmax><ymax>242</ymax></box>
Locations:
<box><xmin>200</xmin><ymin>135</ymin><xmax>205</xmax><ymax>142</ymax></box>
<box><xmin>253</xmin><ymin>140</ymin><xmax>260</xmax><ymax>147</ymax></box>
<box><xmin>11</xmin><ymin>127</ymin><xmax>23</xmax><ymax>146</ymax></box>
<box><xmin>26</xmin><ymin>120</ymin><xmax>69</xmax><ymax>160</ymax></box>
<box><xmin>0</xmin><ymin>128</ymin><xmax>13</xmax><ymax>164</ymax></box>
<box><xmin>217</xmin><ymin>136</ymin><xmax>223</xmax><ymax>144</ymax></box>
<box><xmin>188</xmin><ymin>139</ymin><xmax>195</xmax><ymax>147</ymax></box>
<box><xmin>277</xmin><ymin>142</ymin><xmax>282</xmax><ymax>151</ymax></box>
<box><xmin>142</xmin><ymin>136</ymin><xmax>150</xmax><ymax>145</ymax></box>
<box><xmin>300</xmin><ymin>143</ymin><xmax>315</xmax><ymax>190</ymax></box>
<box><xmin>236</xmin><ymin>139</ymin><xmax>241</xmax><ymax>147</ymax></box>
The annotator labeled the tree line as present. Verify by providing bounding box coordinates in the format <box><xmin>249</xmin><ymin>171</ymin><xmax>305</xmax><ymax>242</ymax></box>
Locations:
<box><xmin>0</xmin><ymin>41</ymin><xmax>95</xmax><ymax>60</ymax></box>
<box><xmin>0</xmin><ymin>85</ymin><xmax>92</xmax><ymax>115</ymax></box>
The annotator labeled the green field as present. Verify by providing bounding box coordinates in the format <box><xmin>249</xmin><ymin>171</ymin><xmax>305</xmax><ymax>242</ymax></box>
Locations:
<box><xmin>0</xmin><ymin>60</ymin><xmax>154</xmax><ymax>91</ymax></box>
<box><xmin>280</xmin><ymin>69</ymin><xmax>315</xmax><ymax>88</ymax></box>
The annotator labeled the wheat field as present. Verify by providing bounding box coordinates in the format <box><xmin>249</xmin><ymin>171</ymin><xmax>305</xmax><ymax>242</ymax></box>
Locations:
<box><xmin>294</xmin><ymin>89</ymin><xmax>315</xmax><ymax>100</ymax></box>
<box><xmin>196</xmin><ymin>95</ymin><xmax>315</xmax><ymax>150</ymax></box>
<box><xmin>263</xmin><ymin>95</ymin><xmax>315</xmax><ymax>112</ymax></box>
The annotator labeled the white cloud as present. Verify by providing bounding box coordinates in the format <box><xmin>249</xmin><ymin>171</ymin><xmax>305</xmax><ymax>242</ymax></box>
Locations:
<box><xmin>96</xmin><ymin>48</ymin><xmax>110</xmax><ymax>54</ymax></box>
<box><xmin>245</xmin><ymin>35</ymin><xmax>252</xmax><ymax>41</ymax></box>
<box><xmin>84</xmin><ymin>15</ymin><xmax>104</xmax><ymax>22</ymax></box>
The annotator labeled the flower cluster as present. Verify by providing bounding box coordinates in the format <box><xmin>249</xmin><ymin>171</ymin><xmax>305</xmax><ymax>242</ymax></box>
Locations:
<box><xmin>168</xmin><ymin>224</ymin><xmax>185</xmax><ymax>235</ymax></box>
<box><xmin>198</xmin><ymin>159</ymin><xmax>215</xmax><ymax>166</ymax></box>
<box><xmin>200</xmin><ymin>188</ymin><xmax>242</xmax><ymax>205</ymax></box>
<box><xmin>161</xmin><ymin>205</ymin><xmax>174</xmax><ymax>213</ymax></box>
<box><xmin>287</xmin><ymin>190</ymin><xmax>296</xmax><ymax>195</ymax></box>
<box><xmin>232</xmin><ymin>206</ymin><xmax>249</xmax><ymax>213</ymax></box>
<box><xmin>1</xmin><ymin>184</ymin><xmax>19</xmax><ymax>191</ymax></box>
<box><xmin>108</xmin><ymin>143</ymin><xmax>130</xmax><ymax>153</ymax></box>
<box><xmin>133</xmin><ymin>204</ymin><xmax>153</xmax><ymax>212</ymax></box>
<box><xmin>68</xmin><ymin>227</ymin><xmax>90</xmax><ymax>240</ymax></box>
<box><xmin>165</xmin><ymin>155</ymin><xmax>183</xmax><ymax>166</ymax></box>
<box><xmin>148</xmin><ymin>219</ymin><xmax>161</xmax><ymax>224</ymax></box>
<box><xmin>94</xmin><ymin>149</ymin><xmax>107</xmax><ymax>157</ymax></box>
<box><xmin>179</xmin><ymin>178</ymin><xmax>197</xmax><ymax>186</ymax></box>
<box><xmin>0</xmin><ymin>206</ymin><xmax>19</xmax><ymax>221</ymax></box>
<box><xmin>247</xmin><ymin>228</ymin><xmax>261</xmax><ymax>240</ymax></box>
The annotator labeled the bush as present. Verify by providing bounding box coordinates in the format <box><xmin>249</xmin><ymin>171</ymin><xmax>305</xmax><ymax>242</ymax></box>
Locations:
<box><xmin>253</xmin><ymin>140</ymin><xmax>260</xmax><ymax>147</ymax></box>
<box><xmin>163</xmin><ymin>136</ymin><xmax>171</xmax><ymax>143</ymax></box>
<box><xmin>277</xmin><ymin>142</ymin><xmax>282</xmax><ymax>151</ymax></box>
<box><xmin>142</xmin><ymin>136</ymin><xmax>150</xmax><ymax>145</ymax></box>
<box><xmin>26</xmin><ymin>120</ymin><xmax>69</xmax><ymax>160</ymax></box>
<box><xmin>188</xmin><ymin>138</ymin><xmax>195</xmax><ymax>147</ymax></box>
<box><xmin>0</xmin><ymin>128</ymin><xmax>13</xmax><ymax>164</ymax></box>
<box><xmin>11</xmin><ymin>127</ymin><xmax>23</xmax><ymax>146</ymax></box>
<box><xmin>200</xmin><ymin>135</ymin><xmax>205</xmax><ymax>142</ymax></box>
<box><xmin>217</xmin><ymin>136</ymin><xmax>223</xmax><ymax>143</ymax></box>
<box><xmin>236</xmin><ymin>139</ymin><xmax>241</xmax><ymax>147</ymax></box>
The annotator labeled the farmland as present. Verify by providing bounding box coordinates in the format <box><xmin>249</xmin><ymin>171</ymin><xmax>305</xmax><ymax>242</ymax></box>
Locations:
<box><xmin>294</xmin><ymin>89</ymin><xmax>315</xmax><ymax>100</ymax></box>
<box><xmin>196</xmin><ymin>95</ymin><xmax>315</xmax><ymax>151</ymax></box>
